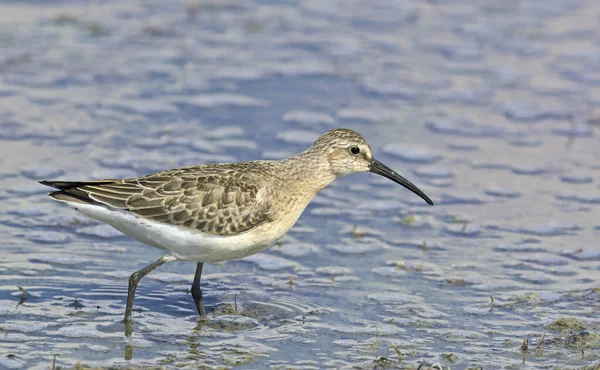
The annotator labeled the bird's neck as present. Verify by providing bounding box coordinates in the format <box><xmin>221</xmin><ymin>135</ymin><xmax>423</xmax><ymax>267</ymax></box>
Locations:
<box><xmin>279</xmin><ymin>148</ymin><xmax>335</xmax><ymax>195</ymax></box>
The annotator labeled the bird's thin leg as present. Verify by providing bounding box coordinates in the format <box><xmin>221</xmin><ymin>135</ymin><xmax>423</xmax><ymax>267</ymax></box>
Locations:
<box><xmin>191</xmin><ymin>262</ymin><xmax>207</xmax><ymax>319</ymax></box>
<box><xmin>123</xmin><ymin>255</ymin><xmax>173</xmax><ymax>323</ymax></box>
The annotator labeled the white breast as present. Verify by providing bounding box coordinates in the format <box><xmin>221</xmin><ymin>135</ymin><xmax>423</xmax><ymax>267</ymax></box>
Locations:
<box><xmin>65</xmin><ymin>202</ymin><xmax>290</xmax><ymax>262</ymax></box>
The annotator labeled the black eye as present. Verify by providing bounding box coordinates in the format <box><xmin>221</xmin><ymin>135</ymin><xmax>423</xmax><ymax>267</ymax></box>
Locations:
<box><xmin>350</xmin><ymin>146</ymin><xmax>360</xmax><ymax>155</ymax></box>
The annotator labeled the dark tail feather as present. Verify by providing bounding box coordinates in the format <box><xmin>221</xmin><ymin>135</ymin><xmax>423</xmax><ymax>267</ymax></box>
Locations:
<box><xmin>40</xmin><ymin>180</ymin><xmax>115</xmax><ymax>205</ymax></box>
<box><xmin>39</xmin><ymin>180</ymin><xmax>115</xmax><ymax>190</ymax></box>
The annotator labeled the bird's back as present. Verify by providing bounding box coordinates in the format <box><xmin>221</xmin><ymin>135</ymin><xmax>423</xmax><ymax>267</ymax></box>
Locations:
<box><xmin>41</xmin><ymin>161</ymin><xmax>284</xmax><ymax>236</ymax></box>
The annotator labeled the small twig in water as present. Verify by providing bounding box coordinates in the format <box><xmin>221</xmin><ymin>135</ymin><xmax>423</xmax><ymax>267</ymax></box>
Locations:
<box><xmin>16</xmin><ymin>286</ymin><xmax>31</xmax><ymax>308</ymax></box>
<box><xmin>521</xmin><ymin>337</ymin><xmax>528</xmax><ymax>351</ymax></box>
<box><xmin>537</xmin><ymin>331</ymin><xmax>546</xmax><ymax>349</ymax></box>
<box><xmin>289</xmin><ymin>276</ymin><xmax>294</xmax><ymax>288</ymax></box>
<box><xmin>391</xmin><ymin>343</ymin><xmax>403</xmax><ymax>360</ymax></box>
<box><xmin>17</xmin><ymin>286</ymin><xmax>31</xmax><ymax>298</ymax></box>
<box><xmin>489</xmin><ymin>295</ymin><xmax>494</xmax><ymax>313</ymax></box>
<box><xmin>52</xmin><ymin>354</ymin><xmax>56</xmax><ymax>370</ymax></box>
<box><xmin>234</xmin><ymin>293</ymin><xmax>238</xmax><ymax>312</ymax></box>
<box><xmin>371</xmin><ymin>332</ymin><xmax>383</xmax><ymax>358</ymax></box>
<box><xmin>565</xmin><ymin>114</ymin><xmax>577</xmax><ymax>151</ymax></box>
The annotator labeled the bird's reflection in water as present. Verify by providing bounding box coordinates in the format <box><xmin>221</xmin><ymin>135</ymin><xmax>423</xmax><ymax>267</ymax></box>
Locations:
<box><xmin>124</xmin><ymin>344</ymin><xmax>133</xmax><ymax>361</ymax></box>
<box><xmin>121</xmin><ymin>317</ymin><xmax>209</xmax><ymax>361</ymax></box>
<box><xmin>124</xmin><ymin>322</ymin><xmax>134</xmax><ymax>360</ymax></box>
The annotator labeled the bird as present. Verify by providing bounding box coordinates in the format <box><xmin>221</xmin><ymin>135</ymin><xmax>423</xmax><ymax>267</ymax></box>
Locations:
<box><xmin>39</xmin><ymin>128</ymin><xmax>433</xmax><ymax>323</ymax></box>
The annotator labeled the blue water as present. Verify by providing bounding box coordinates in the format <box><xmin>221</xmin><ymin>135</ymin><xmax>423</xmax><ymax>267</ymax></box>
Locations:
<box><xmin>1</xmin><ymin>0</ymin><xmax>600</xmax><ymax>368</ymax></box>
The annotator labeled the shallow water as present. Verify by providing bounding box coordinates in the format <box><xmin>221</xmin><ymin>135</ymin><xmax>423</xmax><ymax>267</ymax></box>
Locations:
<box><xmin>1</xmin><ymin>0</ymin><xmax>600</xmax><ymax>369</ymax></box>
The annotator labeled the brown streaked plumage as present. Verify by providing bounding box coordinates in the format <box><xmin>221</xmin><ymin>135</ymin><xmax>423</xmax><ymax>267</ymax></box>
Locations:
<box><xmin>43</xmin><ymin>163</ymin><xmax>278</xmax><ymax>236</ymax></box>
<box><xmin>40</xmin><ymin>128</ymin><xmax>433</xmax><ymax>323</ymax></box>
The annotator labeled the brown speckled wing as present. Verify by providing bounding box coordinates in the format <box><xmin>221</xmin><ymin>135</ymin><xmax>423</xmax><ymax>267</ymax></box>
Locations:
<box><xmin>76</xmin><ymin>165</ymin><xmax>275</xmax><ymax>236</ymax></box>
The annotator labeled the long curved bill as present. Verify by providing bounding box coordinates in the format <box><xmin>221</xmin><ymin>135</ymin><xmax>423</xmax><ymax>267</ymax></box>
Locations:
<box><xmin>370</xmin><ymin>158</ymin><xmax>434</xmax><ymax>205</ymax></box>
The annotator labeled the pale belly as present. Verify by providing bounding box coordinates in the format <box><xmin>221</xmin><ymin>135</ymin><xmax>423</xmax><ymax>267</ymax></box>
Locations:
<box><xmin>66</xmin><ymin>201</ymin><xmax>300</xmax><ymax>263</ymax></box>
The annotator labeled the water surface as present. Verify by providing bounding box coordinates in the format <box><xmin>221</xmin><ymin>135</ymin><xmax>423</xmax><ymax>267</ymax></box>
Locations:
<box><xmin>1</xmin><ymin>0</ymin><xmax>600</xmax><ymax>369</ymax></box>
